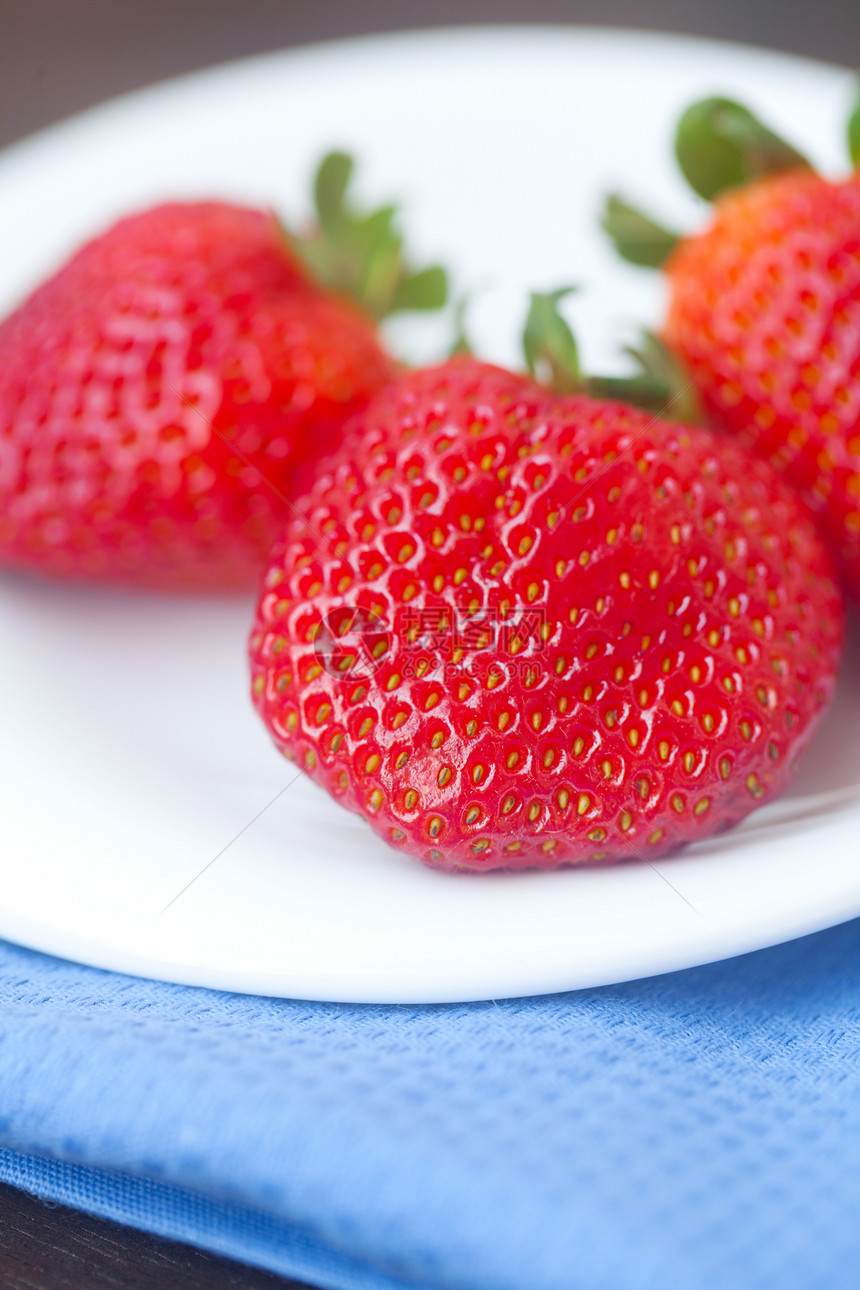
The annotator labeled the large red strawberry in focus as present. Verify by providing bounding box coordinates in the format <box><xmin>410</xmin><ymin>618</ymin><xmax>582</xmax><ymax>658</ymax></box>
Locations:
<box><xmin>0</xmin><ymin>154</ymin><xmax>446</xmax><ymax>589</ymax></box>
<box><xmin>249</xmin><ymin>308</ymin><xmax>842</xmax><ymax>871</ymax></box>
<box><xmin>603</xmin><ymin>95</ymin><xmax>860</xmax><ymax>594</ymax></box>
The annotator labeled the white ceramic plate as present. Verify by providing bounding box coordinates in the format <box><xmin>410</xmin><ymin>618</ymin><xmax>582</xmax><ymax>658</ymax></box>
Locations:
<box><xmin>0</xmin><ymin>27</ymin><xmax>858</xmax><ymax>1003</ymax></box>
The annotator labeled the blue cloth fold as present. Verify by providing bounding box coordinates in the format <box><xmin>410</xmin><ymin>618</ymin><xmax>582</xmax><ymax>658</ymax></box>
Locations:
<box><xmin>1</xmin><ymin>924</ymin><xmax>859</xmax><ymax>1290</ymax></box>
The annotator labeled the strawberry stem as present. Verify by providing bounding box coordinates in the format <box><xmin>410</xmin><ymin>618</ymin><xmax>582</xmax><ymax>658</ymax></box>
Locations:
<box><xmin>287</xmin><ymin>151</ymin><xmax>448</xmax><ymax>321</ymax></box>
<box><xmin>675</xmin><ymin>97</ymin><xmax>811</xmax><ymax>202</ymax></box>
<box><xmin>601</xmin><ymin>195</ymin><xmax>679</xmax><ymax>269</ymax></box>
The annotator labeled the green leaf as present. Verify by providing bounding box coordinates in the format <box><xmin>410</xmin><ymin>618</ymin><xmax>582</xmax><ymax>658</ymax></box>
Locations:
<box><xmin>391</xmin><ymin>266</ymin><xmax>449</xmax><ymax>314</ymax></box>
<box><xmin>448</xmin><ymin>296</ymin><xmax>473</xmax><ymax>357</ymax></box>
<box><xmin>359</xmin><ymin>204</ymin><xmax>398</xmax><ymax>248</ymax></box>
<box><xmin>362</xmin><ymin>237</ymin><xmax>404</xmax><ymax>320</ymax></box>
<box><xmin>313</xmin><ymin>152</ymin><xmax>353</xmax><ymax>233</ymax></box>
<box><xmin>848</xmin><ymin>79</ymin><xmax>860</xmax><ymax>168</ymax></box>
<box><xmin>676</xmin><ymin>97</ymin><xmax>811</xmax><ymax>201</ymax></box>
<box><xmin>618</xmin><ymin>330</ymin><xmax>703</xmax><ymax>423</ymax></box>
<box><xmin>523</xmin><ymin>289</ymin><xmax>582</xmax><ymax>394</ymax></box>
<box><xmin>602</xmin><ymin>194</ymin><xmax>679</xmax><ymax>269</ymax></box>
<box><xmin>586</xmin><ymin>374</ymin><xmax>673</xmax><ymax>411</ymax></box>
<box><xmin>290</xmin><ymin>150</ymin><xmax>450</xmax><ymax>320</ymax></box>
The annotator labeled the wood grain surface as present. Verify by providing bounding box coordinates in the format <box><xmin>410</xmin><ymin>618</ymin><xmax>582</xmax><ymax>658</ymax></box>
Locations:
<box><xmin>0</xmin><ymin>1183</ymin><xmax>310</xmax><ymax>1290</ymax></box>
<box><xmin>0</xmin><ymin>0</ymin><xmax>854</xmax><ymax>151</ymax></box>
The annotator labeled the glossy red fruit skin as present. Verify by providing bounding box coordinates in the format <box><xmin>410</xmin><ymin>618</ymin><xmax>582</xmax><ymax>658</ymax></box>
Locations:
<box><xmin>0</xmin><ymin>202</ymin><xmax>394</xmax><ymax>590</ymax></box>
<box><xmin>249</xmin><ymin>358</ymin><xmax>843</xmax><ymax>872</ymax></box>
<box><xmin>664</xmin><ymin>170</ymin><xmax>860</xmax><ymax>594</ymax></box>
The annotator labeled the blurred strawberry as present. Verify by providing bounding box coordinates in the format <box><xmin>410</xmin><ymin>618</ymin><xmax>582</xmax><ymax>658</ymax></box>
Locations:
<box><xmin>603</xmin><ymin>93</ymin><xmax>860</xmax><ymax>594</ymax></box>
<box><xmin>0</xmin><ymin>153</ymin><xmax>446</xmax><ymax>590</ymax></box>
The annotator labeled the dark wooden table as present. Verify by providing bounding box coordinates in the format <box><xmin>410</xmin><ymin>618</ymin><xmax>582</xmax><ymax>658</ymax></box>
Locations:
<box><xmin>0</xmin><ymin>0</ymin><xmax>855</xmax><ymax>1285</ymax></box>
<box><xmin>0</xmin><ymin>1183</ymin><xmax>307</xmax><ymax>1289</ymax></box>
<box><xmin>0</xmin><ymin>0</ymin><xmax>856</xmax><ymax>152</ymax></box>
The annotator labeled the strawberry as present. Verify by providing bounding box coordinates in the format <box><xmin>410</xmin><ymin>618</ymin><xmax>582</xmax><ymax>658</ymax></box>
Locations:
<box><xmin>603</xmin><ymin>95</ymin><xmax>860</xmax><ymax>595</ymax></box>
<box><xmin>249</xmin><ymin>304</ymin><xmax>842</xmax><ymax>871</ymax></box>
<box><xmin>0</xmin><ymin>154</ymin><xmax>446</xmax><ymax>590</ymax></box>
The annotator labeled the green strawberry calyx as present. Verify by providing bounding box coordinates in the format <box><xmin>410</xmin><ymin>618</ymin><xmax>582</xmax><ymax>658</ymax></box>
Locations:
<box><xmin>675</xmin><ymin>97</ymin><xmax>811</xmax><ymax>202</ymax></box>
<box><xmin>284</xmin><ymin>151</ymin><xmax>448</xmax><ymax>321</ymax></box>
<box><xmin>523</xmin><ymin>289</ymin><xmax>702</xmax><ymax>422</ymax></box>
<box><xmin>601</xmin><ymin>196</ymin><xmax>680</xmax><ymax>269</ymax></box>
<box><xmin>523</xmin><ymin>288</ymin><xmax>584</xmax><ymax>395</ymax></box>
<box><xmin>602</xmin><ymin>95</ymin><xmax>814</xmax><ymax>271</ymax></box>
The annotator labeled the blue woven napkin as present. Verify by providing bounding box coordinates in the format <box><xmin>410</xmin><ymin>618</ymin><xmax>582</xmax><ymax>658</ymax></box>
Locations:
<box><xmin>1</xmin><ymin>923</ymin><xmax>859</xmax><ymax>1290</ymax></box>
